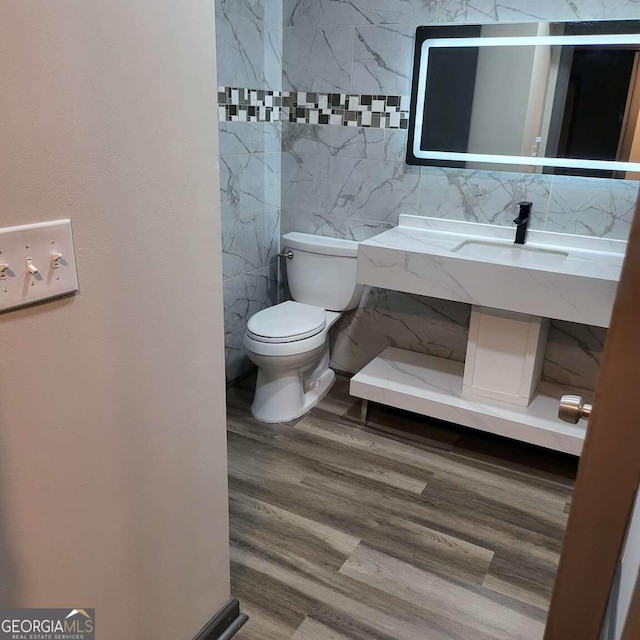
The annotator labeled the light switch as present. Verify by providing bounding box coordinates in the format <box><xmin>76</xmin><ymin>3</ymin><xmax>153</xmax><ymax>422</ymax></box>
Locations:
<box><xmin>25</xmin><ymin>258</ymin><xmax>39</xmax><ymax>275</ymax></box>
<box><xmin>0</xmin><ymin>220</ymin><xmax>79</xmax><ymax>313</ymax></box>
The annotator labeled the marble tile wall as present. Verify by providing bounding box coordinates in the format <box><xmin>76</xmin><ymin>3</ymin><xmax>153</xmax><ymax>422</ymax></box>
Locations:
<box><xmin>281</xmin><ymin>123</ymin><xmax>415</xmax><ymax>239</ymax></box>
<box><xmin>216</xmin><ymin>0</ymin><xmax>283</xmax><ymax>381</ymax></box>
<box><xmin>282</xmin><ymin>123</ymin><xmax>640</xmax><ymax>240</ymax></box>
<box><xmin>217</xmin><ymin>0</ymin><xmax>282</xmax><ymax>90</ymax></box>
<box><xmin>280</xmin><ymin>120</ymin><xmax>629</xmax><ymax>390</ymax></box>
<box><xmin>215</xmin><ymin>0</ymin><xmax>639</xmax><ymax>387</ymax></box>
<box><xmin>281</xmin><ymin>0</ymin><xmax>640</xmax><ymax>240</ymax></box>
<box><xmin>219</xmin><ymin>121</ymin><xmax>281</xmax><ymax>381</ymax></box>
<box><xmin>279</xmin><ymin>0</ymin><xmax>640</xmax><ymax>390</ymax></box>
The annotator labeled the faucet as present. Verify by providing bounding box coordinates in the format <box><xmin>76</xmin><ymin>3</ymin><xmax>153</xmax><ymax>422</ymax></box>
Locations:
<box><xmin>513</xmin><ymin>201</ymin><xmax>532</xmax><ymax>245</ymax></box>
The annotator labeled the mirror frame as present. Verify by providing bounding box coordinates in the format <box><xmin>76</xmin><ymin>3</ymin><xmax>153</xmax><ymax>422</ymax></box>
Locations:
<box><xmin>407</xmin><ymin>21</ymin><xmax>640</xmax><ymax>176</ymax></box>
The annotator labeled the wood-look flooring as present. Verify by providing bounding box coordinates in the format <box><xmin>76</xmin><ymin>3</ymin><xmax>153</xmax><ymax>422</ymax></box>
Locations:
<box><xmin>227</xmin><ymin>375</ymin><xmax>578</xmax><ymax>640</ymax></box>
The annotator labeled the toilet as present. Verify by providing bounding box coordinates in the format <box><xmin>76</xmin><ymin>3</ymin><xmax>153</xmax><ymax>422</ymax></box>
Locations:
<box><xmin>243</xmin><ymin>232</ymin><xmax>363</xmax><ymax>423</ymax></box>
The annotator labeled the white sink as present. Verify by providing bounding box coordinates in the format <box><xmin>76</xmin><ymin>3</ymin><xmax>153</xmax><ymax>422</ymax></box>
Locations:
<box><xmin>452</xmin><ymin>239</ymin><xmax>569</xmax><ymax>267</ymax></box>
<box><xmin>356</xmin><ymin>215</ymin><xmax>626</xmax><ymax>328</ymax></box>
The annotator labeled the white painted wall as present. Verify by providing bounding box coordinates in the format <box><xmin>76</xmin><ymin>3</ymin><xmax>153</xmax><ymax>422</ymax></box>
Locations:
<box><xmin>0</xmin><ymin>1</ymin><xmax>230</xmax><ymax>638</ymax></box>
<box><xmin>467</xmin><ymin>24</ymin><xmax>540</xmax><ymax>158</ymax></box>
<box><xmin>520</xmin><ymin>23</ymin><xmax>552</xmax><ymax>160</ymax></box>
<box><xmin>615</xmin><ymin>490</ymin><xmax>640</xmax><ymax>639</ymax></box>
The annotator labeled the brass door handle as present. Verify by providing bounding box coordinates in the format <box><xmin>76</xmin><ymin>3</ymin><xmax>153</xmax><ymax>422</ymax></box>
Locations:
<box><xmin>559</xmin><ymin>394</ymin><xmax>592</xmax><ymax>424</ymax></box>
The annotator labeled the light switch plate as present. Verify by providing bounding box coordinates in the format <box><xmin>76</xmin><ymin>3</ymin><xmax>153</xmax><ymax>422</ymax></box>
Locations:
<box><xmin>0</xmin><ymin>219</ymin><xmax>79</xmax><ymax>313</ymax></box>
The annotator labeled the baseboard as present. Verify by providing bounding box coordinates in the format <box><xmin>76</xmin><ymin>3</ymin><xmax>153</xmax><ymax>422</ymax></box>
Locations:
<box><xmin>193</xmin><ymin>599</ymin><xmax>248</xmax><ymax>640</ymax></box>
<box><xmin>331</xmin><ymin>366</ymin><xmax>354</xmax><ymax>379</ymax></box>
<box><xmin>226</xmin><ymin>367</ymin><xmax>257</xmax><ymax>389</ymax></box>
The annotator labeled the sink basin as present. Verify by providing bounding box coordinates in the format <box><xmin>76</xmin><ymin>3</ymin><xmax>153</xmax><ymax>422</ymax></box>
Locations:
<box><xmin>452</xmin><ymin>240</ymin><xmax>569</xmax><ymax>267</ymax></box>
<box><xmin>356</xmin><ymin>215</ymin><xmax>624</xmax><ymax>327</ymax></box>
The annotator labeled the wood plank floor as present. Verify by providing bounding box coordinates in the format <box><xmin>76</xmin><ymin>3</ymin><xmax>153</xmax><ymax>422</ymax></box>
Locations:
<box><xmin>227</xmin><ymin>375</ymin><xmax>578</xmax><ymax>640</ymax></box>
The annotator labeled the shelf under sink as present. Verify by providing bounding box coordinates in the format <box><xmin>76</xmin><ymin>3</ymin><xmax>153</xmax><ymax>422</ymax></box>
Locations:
<box><xmin>350</xmin><ymin>347</ymin><xmax>588</xmax><ymax>456</ymax></box>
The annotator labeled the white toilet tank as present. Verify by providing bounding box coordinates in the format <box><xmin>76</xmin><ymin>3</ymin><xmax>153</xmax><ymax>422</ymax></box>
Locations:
<box><xmin>282</xmin><ymin>232</ymin><xmax>364</xmax><ymax>311</ymax></box>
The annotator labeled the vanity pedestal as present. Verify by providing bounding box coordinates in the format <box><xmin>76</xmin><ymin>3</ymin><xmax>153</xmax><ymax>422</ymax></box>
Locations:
<box><xmin>463</xmin><ymin>307</ymin><xmax>548</xmax><ymax>407</ymax></box>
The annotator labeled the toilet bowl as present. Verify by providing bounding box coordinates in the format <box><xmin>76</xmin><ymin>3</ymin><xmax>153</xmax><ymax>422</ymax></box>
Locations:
<box><xmin>243</xmin><ymin>301</ymin><xmax>341</xmax><ymax>423</ymax></box>
<box><xmin>244</xmin><ymin>233</ymin><xmax>363</xmax><ymax>423</ymax></box>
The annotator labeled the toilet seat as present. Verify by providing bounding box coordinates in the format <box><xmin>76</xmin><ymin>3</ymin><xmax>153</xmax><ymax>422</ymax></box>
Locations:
<box><xmin>247</xmin><ymin>301</ymin><xmax>326</xmax><ymax>343</ymax></box>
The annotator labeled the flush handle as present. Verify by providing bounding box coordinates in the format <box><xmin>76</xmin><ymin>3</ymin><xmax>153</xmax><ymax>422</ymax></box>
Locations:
<box><xmin>278</xmin><ymin>249</ymin><xmax>293</xmax><ymax>260</ymax></box>
<box><xmin>559</xmin><ymin>394</ymin><xmax>592</xmax><ymax>424</ymax></box>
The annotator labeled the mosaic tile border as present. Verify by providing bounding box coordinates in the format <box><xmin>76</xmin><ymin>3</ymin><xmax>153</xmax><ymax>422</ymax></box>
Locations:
<box><xmin>217</xmin><ymin>87</ymin><xmax>410</xmax><ymax>129</ymax></box>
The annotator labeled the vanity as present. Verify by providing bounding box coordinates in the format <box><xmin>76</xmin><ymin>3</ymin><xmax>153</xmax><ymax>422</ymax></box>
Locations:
<box><xmin>346</xmin><ymin>18</ymin><xmax>639</xmax><ymax>456</ymax></box>
<box><xmin>349</xmin><ymin>215</ymin><xmax>626</xmax><ymax>456</ymax></box>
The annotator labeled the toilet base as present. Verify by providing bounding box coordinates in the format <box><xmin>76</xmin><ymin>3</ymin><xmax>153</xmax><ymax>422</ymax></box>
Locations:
<box><xmin>251</xmin><ymin>362</ymin><xmax>336</xmax><ymax>424</ymax></box>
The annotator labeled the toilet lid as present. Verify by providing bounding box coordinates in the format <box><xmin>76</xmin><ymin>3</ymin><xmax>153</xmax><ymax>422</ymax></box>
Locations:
<box><xmin>247</xmin><ymin>301</ymin><xmax>327</xmax><ymax>343</ymax></box>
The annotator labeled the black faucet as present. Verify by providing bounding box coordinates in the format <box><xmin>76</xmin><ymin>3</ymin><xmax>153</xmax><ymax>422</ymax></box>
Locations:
<box><xmin>513</xmin><ymin>201</ymin><xmax>532</xmax><ymax>245</ymax></box>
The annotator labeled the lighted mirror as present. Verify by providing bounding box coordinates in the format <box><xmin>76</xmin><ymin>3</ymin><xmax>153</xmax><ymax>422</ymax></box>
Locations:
<box><xmin>407</xmin><ymin>21</ymin><xmax>640</xmax><ymax>179</ymax></box>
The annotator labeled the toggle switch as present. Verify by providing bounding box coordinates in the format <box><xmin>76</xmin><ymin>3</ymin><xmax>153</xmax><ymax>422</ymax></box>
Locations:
<box><xmin>0</xmin><ymin>219</ymin><xmax>78</xmax><ymax>312</ymax></box>
<box><xmin>25</xmin><ymin>258</ymin><xmax>38</xmax><ymax>275</ymax></box>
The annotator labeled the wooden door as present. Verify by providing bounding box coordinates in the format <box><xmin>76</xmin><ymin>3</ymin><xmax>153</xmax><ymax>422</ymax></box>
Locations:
<box><xmin>544</xmin><ymin>206</ymin><xmax>640</xmax><ymax>638</ymax></box>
